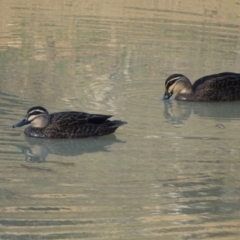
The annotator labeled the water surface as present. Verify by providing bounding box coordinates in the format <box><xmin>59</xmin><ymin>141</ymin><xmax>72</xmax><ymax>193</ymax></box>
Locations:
<box><xmin>1</xmin><ymin>0</ymin><xmax>240</xmax><ymax>239</ymax></box>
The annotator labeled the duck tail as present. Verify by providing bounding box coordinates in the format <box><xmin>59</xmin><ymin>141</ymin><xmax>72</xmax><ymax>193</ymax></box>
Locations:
<box><xmin>103</xmin><ymin>120</ymin><xmax>127</xmax><ymax>135</ymax></box>
<box><xmin>111</xmin><ymin>120</ymin><xmax>127</xmax><ymax>126</ymax></box>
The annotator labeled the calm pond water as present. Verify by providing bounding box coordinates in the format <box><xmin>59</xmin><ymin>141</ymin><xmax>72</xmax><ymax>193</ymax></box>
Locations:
<box><xmin>1</xmin><ymin>0</ymin><xmax>240</xmax><ymax>239</ymax></box>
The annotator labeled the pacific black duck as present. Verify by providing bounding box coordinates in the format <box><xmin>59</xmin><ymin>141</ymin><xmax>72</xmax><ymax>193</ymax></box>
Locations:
<box><xmin>163</xmin><ymin>72</ymin><xmax>240</xmax><ymax>101</ymax></box>
<box><xmin>12</xmin><ymin>106</ymin><xmax>127</xmax><ymax>138</ymax></box>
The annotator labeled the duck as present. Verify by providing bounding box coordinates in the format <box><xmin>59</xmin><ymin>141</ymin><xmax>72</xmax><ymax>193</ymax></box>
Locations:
<box><xmin>12</xmin><ymin>106</ymin><xmax>127</xmax><ymax>138</ymax></box>
<box><xmin>163</xmin><ymin>72</ymin><xmax>240</xmax><ymax>101</ymax></box>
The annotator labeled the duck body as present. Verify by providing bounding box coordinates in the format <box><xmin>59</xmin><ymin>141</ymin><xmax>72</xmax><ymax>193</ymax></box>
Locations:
<box><xmin>164</xmin><ymin>72</ymin><xmax>240</xmax><ymax>101</ymax></box>
<box><xmin>13</xmin><ymin>106</ymin><xmax>126</xmax><ymax>139</ymax></box>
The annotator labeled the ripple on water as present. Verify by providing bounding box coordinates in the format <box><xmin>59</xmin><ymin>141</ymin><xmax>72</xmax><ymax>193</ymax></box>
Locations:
<box><xmin>1</xmin><ymin>1</ymin><xmax>240</xmax><ymax>239</ymax></box>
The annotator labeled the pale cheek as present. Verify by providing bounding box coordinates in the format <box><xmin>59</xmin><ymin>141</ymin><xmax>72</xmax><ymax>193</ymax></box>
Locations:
<box><xmin>28</xmin><ymin>116</ymin><xmax>35</xmax><ymax>121</ymax></box>
<box><xmin>31</xmin><ymin>119</ymin><xmax>38</xmax><ymax>127</ymax></box>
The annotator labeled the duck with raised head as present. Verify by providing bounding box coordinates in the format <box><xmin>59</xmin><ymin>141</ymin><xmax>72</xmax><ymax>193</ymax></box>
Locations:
<box><xmin>12</xmin><ymin>106</ymin><xmax>127</xmax><ymax>138</ymax></box>
<box><xmin>163</xmin><ymin>72</ymin><xmax>240</xmax><ymax>101</ymax></box>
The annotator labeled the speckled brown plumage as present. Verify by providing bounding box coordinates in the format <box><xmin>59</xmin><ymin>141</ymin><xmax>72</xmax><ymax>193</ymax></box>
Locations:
<box><xmin>13</xmin><ymin>107</ymin><xmax>127</xmax><ymax>139</ymax></box>
<box><xmin>164</xmin><ymin>72</ymin><xmax>240</xmax><ymax>101</ymax></box>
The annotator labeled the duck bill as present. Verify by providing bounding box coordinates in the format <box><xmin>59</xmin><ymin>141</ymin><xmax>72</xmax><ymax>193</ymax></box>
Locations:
<box><xmin>163</xmin><ymin>91</ymin><xmax>172</xmax><ymax>100</ymax></box>
<box><xmin>12</xmin><ymin>118</ymin><xmax>30</xmax><ymax>128</ymax></box>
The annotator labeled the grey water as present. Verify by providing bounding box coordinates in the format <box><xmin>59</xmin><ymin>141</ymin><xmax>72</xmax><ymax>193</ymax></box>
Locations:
<box><xmin>1</xmin><ymin>1</ymin><xmax>240</xmax><ymax>239</ymax></box>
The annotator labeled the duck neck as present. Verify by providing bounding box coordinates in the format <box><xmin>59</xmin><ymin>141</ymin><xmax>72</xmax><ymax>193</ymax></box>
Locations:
<box><xmin>31</xmin><ymin>115</ymin><xmax>50</xmax><ymax>128</ymax></box>
<box><xmin>172</xmin><ymin>79</ymin><xmax>193</xmax><ymax>96</ymax></box>
<box><xmin>175</xmin><ymin>92</ymin><xmax>199</xmax><ymax>101</ymax></box>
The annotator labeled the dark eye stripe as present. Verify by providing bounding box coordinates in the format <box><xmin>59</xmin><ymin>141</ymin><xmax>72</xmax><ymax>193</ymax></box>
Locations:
<box><xmin>28</xmin><ymin>110</ymin><xmax>45</xmax><ymax>117</ymax></box>
<box><xmin>27</xmin><ymin>106</ymin><xmax>48</xmax><ymax>114</ymax></box>
<box><xmin>165</xmin><ymin>77</ymin><xmax>181</xmax><ymax>90</ymax></box>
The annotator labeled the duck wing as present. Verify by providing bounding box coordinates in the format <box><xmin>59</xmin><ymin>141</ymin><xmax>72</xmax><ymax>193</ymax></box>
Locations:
<box><xmin>192</xmin><ymin>72</ymin><xmax>240</xmax><ymax>91</ymax></box>
<box><xmin>49</xmin><ymin>112</ymin><xmax>113</xmax><ymax>128</ymax></box>
<box><xmin>194</xmin><ymin>73</ymin><xmax>240</xmax><ymax>101</ymax></box>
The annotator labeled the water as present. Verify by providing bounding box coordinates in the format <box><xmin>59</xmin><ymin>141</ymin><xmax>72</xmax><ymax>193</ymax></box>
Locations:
<box><xmin>1</xmin><ymin>1</ymin><xmax>240</xmax><ymax>239</ymax></box>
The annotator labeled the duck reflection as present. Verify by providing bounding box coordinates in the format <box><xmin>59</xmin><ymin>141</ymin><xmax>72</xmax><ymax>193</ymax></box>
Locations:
<box><xmin>15</xmin><ymin>135</ymin><xmax>124</xmax><ymax>162</ymax></box>
<box><xmin>163</xmin><ymin>101</ymin><xmax>191</xmax><ymax>124</ymax></box>
<box><xmin>163</xmin><ymin>100</ymin><xmax>240</xmax><ymax>124</ymax></box>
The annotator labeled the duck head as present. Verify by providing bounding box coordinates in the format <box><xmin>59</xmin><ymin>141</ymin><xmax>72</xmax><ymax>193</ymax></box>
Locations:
<box><xmin>163</xmin><ymin>74</ymin><xmax>193</xmax><ymax>100</ymax></box>
<box><xmin>13</xmin><ymin>106</ymin><xmax>50</xmax><ymax>128</ymax></box>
